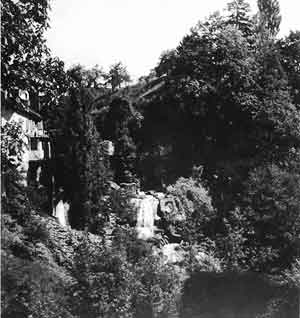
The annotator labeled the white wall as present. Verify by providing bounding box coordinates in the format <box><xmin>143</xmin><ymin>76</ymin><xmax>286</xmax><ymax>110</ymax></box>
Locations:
<box><xmin>1</xmin><ymin>111</ymin><xmax>45</xmax><ymax>185</ymax></box>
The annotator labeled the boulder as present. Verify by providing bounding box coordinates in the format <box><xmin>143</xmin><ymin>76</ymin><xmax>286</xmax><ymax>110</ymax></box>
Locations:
<box><xmin>160</xmin><ymin>196</ymin><xmax>185</xmax><ymax>222</ymax></box>
<box><xmin>108</xmin><ymin>181</ymin><xmax>120</xmax><ymax>191</ymax></box>
<box><xmin>161</xmin><ymin>243</ymin><xmax>185</xmax><ymax>264</ymax></box>
<box><xmin>120</xmin><ymin>182</ymin><xmax>138</xmax><ymax>196</ymax></box>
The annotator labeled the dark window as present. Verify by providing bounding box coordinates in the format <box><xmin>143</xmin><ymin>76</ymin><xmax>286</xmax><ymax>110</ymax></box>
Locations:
<box><xmin>30</xmin><ymin>138</ymin><xmax>38</xmax><ymax>150</ymax></box>
<box><xmin>27</xmin><ymin>161</ymin><xmax>39</xmax><ymax>185</ymax></box>
<box><xmin>42</xmin><ymin>141</ymin><xmax>50</xmax><ymax>159</ymax></box>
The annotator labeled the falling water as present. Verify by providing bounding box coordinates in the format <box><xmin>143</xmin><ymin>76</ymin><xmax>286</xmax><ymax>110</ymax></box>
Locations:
<box><xmin>54</xmin><ymin>200</ymin><xmax>70</xmax><ymax>227</ymax></box>
<box><xmin>135</xmin><ymin>195</ymin><xmax>159</xmax><ymax>240</ymax></box>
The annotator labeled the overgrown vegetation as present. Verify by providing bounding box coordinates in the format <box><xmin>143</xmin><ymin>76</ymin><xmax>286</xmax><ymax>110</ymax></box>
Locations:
<box><xmin>2</xmin><ymin>0</ymin><xmax>300</xmax><ymax>316</ymax></box>
<box><xmin>70</xmin><ymin>228</ymin><xmax>182</xmax><ymax>318</ymax></box>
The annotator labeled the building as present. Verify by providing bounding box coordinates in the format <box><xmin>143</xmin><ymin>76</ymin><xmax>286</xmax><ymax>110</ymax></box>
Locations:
<box><xmin>2</xmin><ymin>89</ymin><xmax>54</xmax><ymax>211</ymax></box>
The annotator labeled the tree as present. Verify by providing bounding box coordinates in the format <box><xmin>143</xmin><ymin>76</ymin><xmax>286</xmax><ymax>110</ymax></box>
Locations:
<box><xmin>67</xmin><ymin>64</ymin><xmax>106</xmax><ymax>89</ymax></box>
<box><xmin>1</xmin><ymin>0</ymin><xmax>50</xmax><ymax>96</ymax></box>
<box><xmin>101</xmin><ymin>97</ymin><xmax>141</xmax><ymax>184</ymax></box>
<box><xmin>136</xmin><ymin>1</ymin><xmax>300</xmax><ymax>273</ymax></box>
<box><xmin>141</xmin><ymin>14</ymin><xmax>260</xmax><ymax>194</ymax></box>
<box><xmin>53</xmin><ymin>88</ymin><xmax>112</xmax><ymax>230</ymax></box>
<box><xmin>139</xmin><ymin>2</ymin><xmax>300</xmax><ymax>207</ymax></box>
<box><xmin>226</xmin><ymin>0</ymin><xmax>253</xmax><ymax>36</ymax></box>
<box><xmin>1</xmin><ymin>0</ymin><xmax>67</xmax><ymax>117</ymax></box>
<box><xmin>277</xmin><ymin>31</ymin><xmax>300</xmax><ymax>106</ymax></box>
<box><xmin>257</xmin><ymin>0</ymin><xmax>282</xmax><ymax>39</ymax></box>
<box><xmin>241</xmin><ymin>162</ymin><xmax>300</xmax><ymax>272</ymax></box>
<box><xmin>105</xmin><ymin>62</ymin><xmax>131</xmax><ymax>92</ymax></box>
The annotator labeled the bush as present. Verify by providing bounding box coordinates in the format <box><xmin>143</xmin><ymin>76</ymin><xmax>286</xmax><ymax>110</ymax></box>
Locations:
<box><xmin>2</xmin><ymin>254</ymin><xmax>73</xmax><ymax>318</ymax></box>
<box><xmin>70</xmin><ymin>228</ymin><xmax>182</xmax><ymax>318</ymax></box>
<box><xmin>133</xmin><ymin>255</ymin><xmax>182</xmax><ymax>318</ymax></box>
<box><xmin>213</xmin><ymin>207</ymin><xmax>250</xmax><ymax>271</ymax></box>
<box><xmin>284</xmin><ymin>259</ymin><xmax>300</xmax><ymax>289</ymax></box>
<box><xmin>183</xmin><ymin>242</ymin><xmax>222</xmax><ymax>273</ymax></box>
<box><xmin>1</xmin><ymin>121</ymin><xmax>24</xmax><ymax>173</ymax></box>
<box><xmin>241</xmin><ymin>164</ymin><xmax>300</xmax><ymax>272</ymax></box>
<box><xmin>166</xmin><ymin>177</ymin><xmax>216</xmax><ymax>243</ymax></box>
<box><xmin>23</xmin><ymin>217</ymin><xmax>49</xmax><ymax>244</ymax></box>
<box><xmin>70</xmin><ymin>236</ymin><xmax>136</xmax><ymax>318</ymax></box>
<box><xmin>26</xmin><ymin>185</ymin><xmax>50</xmax><ymax>215</ymax></box>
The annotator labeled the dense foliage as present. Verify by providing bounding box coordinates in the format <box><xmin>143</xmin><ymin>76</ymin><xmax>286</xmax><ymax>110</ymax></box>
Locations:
<box><xmin>51</xmin><ymin>87</ymin><xmax>112</xmax><ymax>229</ymax></box>
<box><xmin>166</xmin><ymin>176</ymin><xmax>215</xmax><ymax>244</ymax></box>
<box><xmin>1</xmin><ymin>0</ymin><xmax>67</xmax><ymax>117</ymax></box>
<box><xmin>135</xmin><ymin>0</ymin><xmax>300</xmax><ymax>272</ymax></box>
<box><xmin>1</xmin><ymin>125</ymin><xmax>181</xmax><ymax>317</ymax></box>
<box><xmin>2</xmin><ymin>0</ymin><xmax>300</xmax><ymax>316</ymax></box>
<box><xmin>241</xmin><ymin>162</ymin><xmax>300</xmax><ymax>271</ymax></box>
<box><xmin>70</xmin><ymin>228</ymin><xmax>181</xmax><ymax>318</ymax></box>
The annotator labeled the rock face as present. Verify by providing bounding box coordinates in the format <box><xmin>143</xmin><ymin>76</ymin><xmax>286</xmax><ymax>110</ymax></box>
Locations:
<box><xmin>161</xmin><ymin>243</ymin><xmax>185</xmax><ymax>264</ymax></box>
<box><xmin>160</xmin><ymin>196</ymin><xmax>185</xmax><ymax>222</ymax></box>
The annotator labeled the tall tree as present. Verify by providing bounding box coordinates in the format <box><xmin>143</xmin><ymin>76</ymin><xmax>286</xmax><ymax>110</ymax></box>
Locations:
<box><xmin>277</xmin><ymin>31</ymin><xmax>300</xmax><ymax>106</ymax></box>
<box><xmin>257</xmin><ymin>0</ymin><xmax>282</xmax><ymax>38</ymax></box>
<box><xmin>54</xmin><ymin>88</ymin><xmax>111</xmax><ymax>230</ymax></box>
<box><xmin>226</xmin><ymin>0</ymin><xmax>253</xmax><ymax>36</ymax></box>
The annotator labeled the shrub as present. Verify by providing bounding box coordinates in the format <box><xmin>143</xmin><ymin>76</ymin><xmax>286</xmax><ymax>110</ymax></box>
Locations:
<box><xmin>213</xmin><ymin>207</ymin><xmax>250</xmax><ymax>271</ymax></box>
<box><xmin>242</xmin><ymin>164</ymin><xmax>300</xmax><ymax>271</ymax></box>
<box><xmin>26</xmin><ymin>185</ymin><xmax>50</xmax><ymax>215</ymax></box>
<box><xmin>23</xmin><ymin>217</ymin><xmax>49</xmax><ymax>244</ymax></box>
<box><xmin>2</xmin><ymin>254</ymin><xmax>73</xmax><ymax>318</ymax></box>
<box><xmin>133</xmin><ymin>255</ymin><xmax>182</xmax><ymax>318</ymax></box>
<box><xmin>1</xmin><ymin>213</ymin><xmax>33</xmax><ymax>260</ymax></box>
<box><xmin>284</xmin><ymin>259</ymin><xmax>300</xmax><ymax>289</ymax></box>
<box><xmin>183</xmin><ymin>242</ymin><xmax>222</xmax><ymax>273</ymax></box>
<box><xmin>70</xmin><ymin>237</ymin><xmax>136</xmax><ymax>318</ymax></box>
<box><xmin>70</xmin><ymin>228</ymin><xmax>182</xmax><ymax>318</ymax></box>
<box><xmin>166</xmin><ymin>177</ymin><xmax>216</xmax><ymax>243</ymax></box>
<box><xmin>1</xmin><ymin>121</ymin><xmax>34</xmax><ymax>225</ymax></box>
<box><xmin>1</xmin><ymin>121</ymin><xmax>24</xmax><ymax>173</ymax></box>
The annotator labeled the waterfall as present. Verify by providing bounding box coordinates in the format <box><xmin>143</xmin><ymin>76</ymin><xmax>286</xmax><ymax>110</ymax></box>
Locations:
<box><xmin>54</xmin><ymin>200</ymin><xmax>70</xmax><ymax>227</ymax></box>
<box><xmin>135</xmin><ymin>195</ymin><xmax>159</xmax><ymax>240</ymax></box>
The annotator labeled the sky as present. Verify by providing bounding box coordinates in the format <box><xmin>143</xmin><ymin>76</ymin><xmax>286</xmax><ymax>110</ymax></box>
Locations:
<box><xmin>46</xmin><ymin>0</ymin><xmax>300</xmax><ymax>80</ymax></box>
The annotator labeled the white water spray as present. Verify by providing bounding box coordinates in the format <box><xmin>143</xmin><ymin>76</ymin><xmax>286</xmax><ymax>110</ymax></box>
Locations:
<box><xmin>135</xmin><ymin>195</ymin><xmax>159</xmax><ymax>240</ymax></box>
<box><xmin>54</xmin><ymin>200</ymin><xmax>70</xmax><ymax>227</ymax></box>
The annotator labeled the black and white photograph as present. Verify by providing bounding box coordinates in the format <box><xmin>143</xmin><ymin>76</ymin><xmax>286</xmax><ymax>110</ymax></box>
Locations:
<box><xmin>1</xmin><ymin>0</ymin><xmax>300</xmax><ymax>317</ymax></box>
